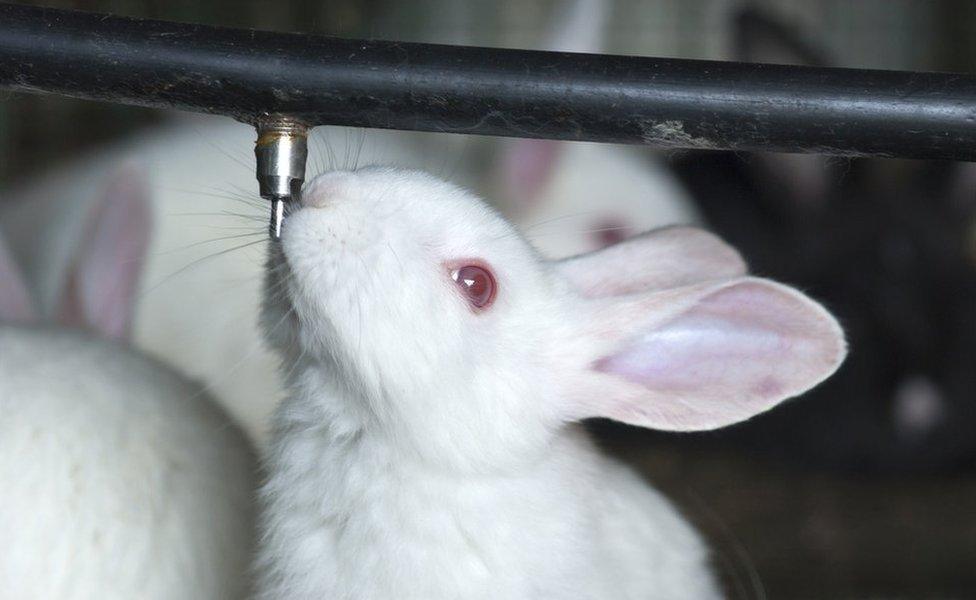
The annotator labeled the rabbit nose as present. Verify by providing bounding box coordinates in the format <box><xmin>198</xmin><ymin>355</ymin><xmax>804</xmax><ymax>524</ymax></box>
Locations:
<box><xmin>302</xmin><ymin>171</ymin><xmax>357</xmax><ymax>209</ymax></box>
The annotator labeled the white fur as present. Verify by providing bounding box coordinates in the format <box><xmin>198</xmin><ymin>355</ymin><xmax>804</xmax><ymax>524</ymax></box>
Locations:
<box><xmin>0</xmin><ymin>325</ymin><xmax>256</xmax><ymax>600</ymax></box>
<box><xmin>254</xmin><ymin>169</ymin><xmax>727</xmax><ymax>599</ymax></box>
<box><xmin>255</xmin><ymin>168</ymin><xmax>844</xmax><ymax>598</ymax></box>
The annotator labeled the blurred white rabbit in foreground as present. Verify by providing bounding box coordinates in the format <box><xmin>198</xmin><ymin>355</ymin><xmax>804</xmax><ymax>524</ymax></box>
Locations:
<box><xmin>0</xmin><ymin>173</ymin><xmax>256</xmax><ymax>600</ymax></box>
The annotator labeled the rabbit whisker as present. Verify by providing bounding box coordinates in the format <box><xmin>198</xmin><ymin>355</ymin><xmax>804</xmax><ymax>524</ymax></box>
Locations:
<box><xmin>188</xmin><ymin>124</ymin><xmax>255</xmax><ymax>173</ymax></box>
<box><xmin>523</xmin><ymin>224</ymin><xmax>633</xmax><ymax>239</ymax></box>
<box><xmin>140</xmin><ymin>238</ymin><xmax>268</xmax><ymax>300</ymax></box>
<box><xmin>683</xmin><ymin>489</ymin><xmax>765</xmax><ymax>600</ymax></box>
<box><xmin>166</xmin><ymin>211</ymin><xmax>266</xmax><ymax>223</ymax></box>
<box><xmin>153</xmin><ymin>231</ymin><xmax>267</xmax><ymax>257</ymax></box>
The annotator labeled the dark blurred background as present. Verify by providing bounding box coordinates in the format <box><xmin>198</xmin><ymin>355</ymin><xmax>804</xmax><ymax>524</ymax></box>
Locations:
<box><xmin>3</xmin><ymin>1</ymin><xmax>976</xmax><ymax>598</ymax></box>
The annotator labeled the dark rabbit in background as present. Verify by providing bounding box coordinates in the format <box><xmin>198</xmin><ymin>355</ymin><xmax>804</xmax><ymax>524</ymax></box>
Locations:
<box><xmin>666</xmin><ymin>7</ymin><xmax>976</xmax><ymax>473</ymax></box>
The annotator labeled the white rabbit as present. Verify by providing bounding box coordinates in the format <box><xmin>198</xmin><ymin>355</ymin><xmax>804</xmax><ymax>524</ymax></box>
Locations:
<box><xmin>0</xmin><ymin>175</ymin><xmax>256</xmax><ymax>600</ymax></box>
<box><xmin>254</xmin><ymin>167</ymin><xmax>846</xmax><ymax>599</ymax></box>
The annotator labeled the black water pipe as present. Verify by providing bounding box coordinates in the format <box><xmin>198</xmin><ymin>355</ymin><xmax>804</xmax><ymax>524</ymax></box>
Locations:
<box><xmin>2</xmin><ymin>2</ymin><xmax>976</xmax><ymax>161</ymax></box>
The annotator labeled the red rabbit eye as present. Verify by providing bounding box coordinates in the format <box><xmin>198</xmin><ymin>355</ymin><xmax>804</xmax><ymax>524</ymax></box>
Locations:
<box><xmin>592</xmin><ymin>219</ymin><xmax>632</xmax><ymax>249</ymax></box>
<box><xmin>451</xmin><ymin>264</ymin><xmax>496</xmax><ymax>309</ymax></box>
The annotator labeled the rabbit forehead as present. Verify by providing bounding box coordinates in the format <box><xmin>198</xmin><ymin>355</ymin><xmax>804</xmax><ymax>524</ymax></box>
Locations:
<box><xmin>298</xmin><ymin>167</ymin><xmax>528</xmax><ymax>260</ymax></box>
<box><xmin>285</xmin><ymin>168</ymin><xmax>545</xmax><ymax>315</ymax></box>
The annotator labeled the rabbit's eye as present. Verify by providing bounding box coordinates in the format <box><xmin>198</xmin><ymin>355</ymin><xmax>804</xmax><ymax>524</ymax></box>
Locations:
<box><xmin>592</xmin><ymin>219</ymin><xmax>632</xmax><ymax>249</ymax></box>
<box><xmin>451</xmin><ymin>264</ymin><xmax>496</xmax><ymax>309</ymax></box>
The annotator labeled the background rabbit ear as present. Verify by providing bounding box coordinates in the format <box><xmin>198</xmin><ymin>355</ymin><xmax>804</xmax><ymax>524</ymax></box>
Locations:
<box><xmin>564</xmin><ymin>278</ymin><xmax>846</xmax><ymax>431</ymax></box>
<box><xmin>496</xmin><ymin>138</ymin><xmax>563</xmax><ymax>211</ymax></box>
<box><xmin>59</xmin><ymin>165</ymin><xmax>151</xmax><ymax>339</ymax></box>
<box><xmin>554</xmin><ymin>226</ymin><xmax>746</xmax><ymax>297</ymax></box>
<box><xmin>0</xmin><ymin>231</ymin><xmax>35</xmax><ymax>323</ymax></box>
<box><xmin>730</xmin><ymin>7</ymin><xmax>837</xmax><ymax>213</ymax></box>
<box><xmin>493</xmin><ymin>0</ymin><xmax>609</xmax><ymax>213</ymax></box>
<box><xmin>732</xmin><ymin>6</ymin><xmax>830</xmax><ymax>67</ymax></box>
<box><xmin>546</xmin><ymin>0</ymin><xmax>609</xmax><ymax>54</ymax></box>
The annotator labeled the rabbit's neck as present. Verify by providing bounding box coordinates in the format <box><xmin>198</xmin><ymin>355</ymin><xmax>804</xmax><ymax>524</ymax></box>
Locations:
<box><xmin>278</xmin><ymin>354</ymin><xmax>557</xmax><ymax>471</ymax></box>
<box><xmin>260</xmin><ymin>396</ymin><xmax>609</xmax><ymax>597</ymax></box>
<box><xmin>270</xmin><ymin>368</ymin><xmax>594</xmax><ymax>477</ymax></box>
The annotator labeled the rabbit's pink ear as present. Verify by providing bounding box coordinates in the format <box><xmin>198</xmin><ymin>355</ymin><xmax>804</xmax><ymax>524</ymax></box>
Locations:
<box><xmin>565</xmin><ymin>278</ymin><xmax>846</xmax><ymax>431</ymax></box>
<box><xmin>0</xmin><ymin>232</ymin><xmax>35</xmax><ymax>323</ymax></box>
<box><xmin>546</xmin><ymin>0</ymin><xmax>608</xmax><ymax>55</ymax></box>
<box><xmin>497</xmin><ymin>138</ymin><xmax>562</xmax><ymax>208</ymax></box>
<box><xmin>555</xmin><ymin>226</ymin><xmax>746</xmax><ymax>297</ymax></box>
<box><xmin>732</xmin><ymin>7</ymin><xmax>829</xmax><ymax>67</ymax></box>
<box><xmin>495</xmin><ymin>0</ymin><xmax>607</xmax><ymax>211</ymax></box>
<box><xmin>732</xmin><ymin>8</ymin><xmax>834</xmax><ymax>210</ymax></box>
<box><xmin>60</xmin><ymin>165</ymin><xmax>151</xmax><ymax>339</ymax></box>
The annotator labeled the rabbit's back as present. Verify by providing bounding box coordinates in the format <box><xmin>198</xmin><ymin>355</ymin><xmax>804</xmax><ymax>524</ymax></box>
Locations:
<box><xmin>0</xmin><ymin>326</ymin><xmax>256</xmax><ymax>600</ymax></box>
